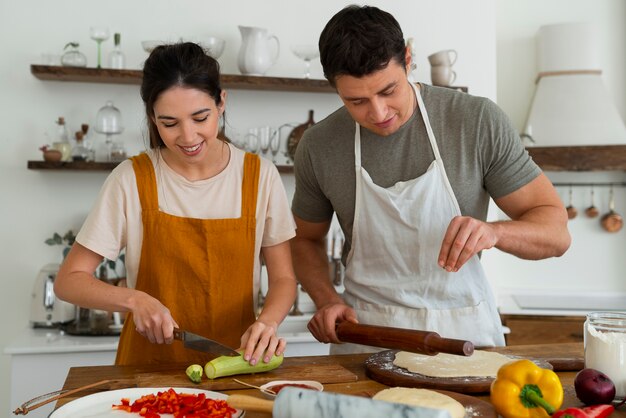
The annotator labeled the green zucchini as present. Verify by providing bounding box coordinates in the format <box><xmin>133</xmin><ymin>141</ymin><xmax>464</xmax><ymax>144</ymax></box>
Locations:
<box><xmin>204</xmin><ymin>353</ymin><xmax>284</xmax><ymax>379</ymax></box>
<box><xmin>185</xmin><ymin>364</ymin><xmax>203</xmax><ymax>383</ymax></box>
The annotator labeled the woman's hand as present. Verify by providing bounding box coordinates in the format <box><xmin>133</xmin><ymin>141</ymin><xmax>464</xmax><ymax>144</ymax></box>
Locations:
<box><xmin>239</xmin><ymin>320</ymin><xmax>285</xmax><ymax>366</ymax></box>
<box><xmin>129</xmin><ymin>291</ymin><xmax>179</xmax><ymax>345</ymax></box>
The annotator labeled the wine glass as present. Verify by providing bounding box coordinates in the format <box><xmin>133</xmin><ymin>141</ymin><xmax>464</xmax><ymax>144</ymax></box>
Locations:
<box><xmin>269</xmin><ymin>128</ymin><xmax>281</xmax><ymax>164</ymax></box>
<box><xmin>259</xmin><ymin>126</ymin><xmax>271</xmax><ymax>158</ymax></box>
<box><xmin>291</xmin><ymin>45</ymin><xmax>320</xmax><ymax>79</ymax></box>
<box><xmin>245</xmin><ymin>128</ymin><xmax>259</xmax><ymax>154</ymax></box>
<box><xmin>90</xmin><ymin>27</ymin><xmax>110</xmax><ymax>68</ymax></box>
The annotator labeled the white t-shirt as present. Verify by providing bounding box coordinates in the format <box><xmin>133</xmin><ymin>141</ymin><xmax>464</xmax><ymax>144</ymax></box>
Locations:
<box><xmin>76</xmin><ymin>144</ymin><xmax>296</xmax><ymax>295</ymax></box>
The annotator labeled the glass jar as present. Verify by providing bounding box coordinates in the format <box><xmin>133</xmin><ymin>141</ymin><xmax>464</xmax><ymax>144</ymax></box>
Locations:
<box><xmin>51</xmin><ymin>117</ymin><xmax>72</xmax><ymax>161</ymax></box>
<box><xmin>584</xmin><ymin>311</ymin><xmax>626</xmax><ymax>399</ymax></box>
<box><xmin>71</xmin><ymin>131</ymin><xmax>90</xmax><ymax>162</ymax></box>
<box><xmin>61</xmin><ymin>42</ymin><xmax>87</xmax><ymax>67</ymax></box>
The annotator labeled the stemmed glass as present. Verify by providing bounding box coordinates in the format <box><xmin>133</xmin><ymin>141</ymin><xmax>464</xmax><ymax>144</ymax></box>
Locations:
<box><xmin>90</xmin><ymin>27</ymin><xmax>110</xmax><ymax>68</ymax></box>
<box><xmin>259</xmin><ymin>126</ymin><xmax>271</xmax><ymax>158</ymax></box>
<box><xmin>269</xmin><ymin>128</ymin><xmax>281</xmax><ymax>164</ymax></box>
<box><xmin>291</xmin><ymin>45</ymin><xmax>320</xmax><ymax>79</ymax></box>
<box><xmin>245</xmin><ymin>128</ymin><xmax>259</xmax><ymax>154</ymax></box>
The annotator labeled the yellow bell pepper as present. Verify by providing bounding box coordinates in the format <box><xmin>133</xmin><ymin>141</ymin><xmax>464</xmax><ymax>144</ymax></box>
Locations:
<box><xmin>491</xmin><ymin>359</ymin><xmax>564</xmax><ymax>418</ymax></box>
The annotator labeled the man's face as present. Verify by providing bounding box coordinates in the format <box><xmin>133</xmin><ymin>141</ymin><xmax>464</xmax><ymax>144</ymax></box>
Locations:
<box><xmin>334</xmin><ymin>52</ymin><xmax>415</xmax><ymax>137</ymax></box>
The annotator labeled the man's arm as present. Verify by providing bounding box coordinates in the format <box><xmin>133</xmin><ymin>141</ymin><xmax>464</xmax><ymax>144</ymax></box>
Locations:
<box><xmin>438</xmin><ymin>173</ymin><xmax>570</xmax><ymax>272</ymax></box>
<box><xmin>290</xmin><ymin>215</ymin><xmax>358</xmax><ymax>343</ymax></box>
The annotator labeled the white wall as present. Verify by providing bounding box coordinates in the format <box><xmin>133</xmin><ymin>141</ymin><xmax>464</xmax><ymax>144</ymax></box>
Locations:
<box><xmin>484</xmin><ymin>0</ymin><xmax>626</xmax><ymax>295</ymax></box>
<box><xmin>0</xmin><ymin>0</ymin><xmax>496</xmax><ymax>412</ymax></box>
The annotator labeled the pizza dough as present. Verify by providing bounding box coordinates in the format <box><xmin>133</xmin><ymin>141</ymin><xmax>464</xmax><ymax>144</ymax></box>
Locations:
<box><xmin>393</xmin><ymin>350</ymin><xmax>513</xmax><ymax>378</ymax></box>
<box><xmin>373</xmin><ymin>387</ymin><xmax>466</xmax><ymax>418</ymax></box>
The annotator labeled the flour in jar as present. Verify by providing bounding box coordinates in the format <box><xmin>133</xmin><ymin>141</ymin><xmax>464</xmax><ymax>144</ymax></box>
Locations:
<box><xmin>393</xmin><ymin>350</ymin><xmax>513</xmax><ymax>378</ymax></box>
<box><xmin>585</xmin><ymin>325</ymin><xmax>626</xmax><ymax>399</ymax></box>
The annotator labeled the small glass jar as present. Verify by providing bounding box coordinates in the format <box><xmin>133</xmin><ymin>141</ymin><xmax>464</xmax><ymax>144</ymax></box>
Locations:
<box><xmin>584</xmin><ymin>311</ymin><xmax>626</xmax><ymax>399</ymax></box>
<box><xmin>61</xmin><ymin>42</ymin><xmax>87</xmax><ymax>67</ymax></box>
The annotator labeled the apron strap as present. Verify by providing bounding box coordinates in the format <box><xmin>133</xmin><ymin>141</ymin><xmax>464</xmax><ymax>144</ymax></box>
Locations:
<box><xmin>131</xmin><ymin>153</ymin><xmax>158</xmax><ymax>211</ymax></box>
<box><xmin>241</xmin><ymin>153</ymin><xmax>260</xmax><ymax>218</ymax></box>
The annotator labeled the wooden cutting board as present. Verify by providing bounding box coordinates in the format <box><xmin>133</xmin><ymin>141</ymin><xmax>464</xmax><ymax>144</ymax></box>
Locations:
<box><xmin>364</xmin><ymin>350</ymin><xmax>553</xmax><ymax>394</ymax></box>
<box><xmin>135</xmin><ymin>363</ymin><xmax>358</xmax><ymax>391</ymax></box>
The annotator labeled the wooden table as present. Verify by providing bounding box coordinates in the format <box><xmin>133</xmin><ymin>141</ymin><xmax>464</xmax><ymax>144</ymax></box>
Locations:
<box><xmin>54</xmin><ymin>343</ymin><xmax>625</xmax><ymax>417</ymax></box>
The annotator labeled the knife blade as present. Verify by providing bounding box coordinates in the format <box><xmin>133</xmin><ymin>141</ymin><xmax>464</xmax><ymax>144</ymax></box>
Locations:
<box><xmin>173</xmin><ymin>328</ymin><xmax>240</xmax><ymax>357</ymax></box>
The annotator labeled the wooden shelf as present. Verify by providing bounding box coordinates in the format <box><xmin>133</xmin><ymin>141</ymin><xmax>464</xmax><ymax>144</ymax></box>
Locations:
<box><xmin>31</xmin><ymin>65</ymin><xmax>334</xmax><ymax>93</ymax></box>
<box><xmin>27</xmin><ymin>160</ymin><xmax>295</xmax><ymax>173</ymax></box>
<box><xmin>526</xmin><ymin>145</ymin><xmax>626</xmax><ymax>171</ymax></box>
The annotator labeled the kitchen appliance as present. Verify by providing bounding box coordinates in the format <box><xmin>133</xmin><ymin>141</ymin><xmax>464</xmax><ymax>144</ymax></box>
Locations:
<box><xmin>29</xmin><ymin>263</ymin><xmax>75</xmax><ymax>327</ymax></box>
<box><xmin>521</xmin><ymin>22</ymin><xmax>626</xmax><ymax>146</ymax></box>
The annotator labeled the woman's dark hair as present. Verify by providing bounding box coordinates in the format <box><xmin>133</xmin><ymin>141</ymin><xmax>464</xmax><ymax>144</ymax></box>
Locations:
<box><xmin>141</xmin><ymin>42</ymin><xmax>224</xmax><ymax>148</ymax></box>
<box><xmin>319</xmin><ymin>5</ymin><xmax>407</xmax><ymax>87</ymax></box>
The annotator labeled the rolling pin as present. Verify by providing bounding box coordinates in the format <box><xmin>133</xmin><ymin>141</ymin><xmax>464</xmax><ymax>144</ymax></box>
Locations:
<box><xmin>227</xmin><ymin>387</ymin><xmax>452</xmax><ymax>418</ymax></box>
<box><xmin>335</xmin><ymin>322</ymin><xmax>474</xmax><ymax>356</ymax></box>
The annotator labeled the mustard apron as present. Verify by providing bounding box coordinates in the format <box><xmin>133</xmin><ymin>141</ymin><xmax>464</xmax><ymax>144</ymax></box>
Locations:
<box><xmin>116</xmin><ymin>152</ymin><xmax>259</xmax><ymax>365</ymax></box>
<box><xmin>333</xmin><ymin>82</ymin><xmax>504</xmax><ymax>354</ymax></box>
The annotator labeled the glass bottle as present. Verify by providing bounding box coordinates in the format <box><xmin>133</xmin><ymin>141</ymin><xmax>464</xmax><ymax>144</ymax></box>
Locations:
<box><xmin>52</xmin><ymin>117</ymin><xmax>72</xmax><ymax>161</ymax></box>
<box><xmin>71</xmin><ymin>131</ymin><xmax>90</xmax><ymax>162</ymax></box>
<box><xmin>61</xmin><ymin>42</ymin><xmax>87</xmax><ymax>67</ymax></box>
<box><xmin>81</xmin><ymin>123</ymin><xmax>95</xmax><ymax>162</ymax></box>
<box><xmin>107</xmin><ymin>33</ymin><xmax>125</xmax><ymax>69</ymax></box>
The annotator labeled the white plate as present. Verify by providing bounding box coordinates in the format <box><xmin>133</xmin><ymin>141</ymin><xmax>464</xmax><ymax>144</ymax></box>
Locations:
<box><xmin>49</xmin><ymin>387</ymin><xmax>244</xmax><ymax>418</ymax></box>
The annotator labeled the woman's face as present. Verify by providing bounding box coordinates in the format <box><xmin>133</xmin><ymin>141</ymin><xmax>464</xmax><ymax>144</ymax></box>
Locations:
<box><xmin>152</xmin><ymin>86</ymin><xmax>225</xmax><ymax>164</ymax></box>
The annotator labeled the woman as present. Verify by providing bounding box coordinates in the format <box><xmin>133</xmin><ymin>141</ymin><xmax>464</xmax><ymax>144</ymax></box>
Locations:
<box><xmin>55</xmin><ymin>42</ymin><xmax>297</xmax><ymax>366</ymax></box>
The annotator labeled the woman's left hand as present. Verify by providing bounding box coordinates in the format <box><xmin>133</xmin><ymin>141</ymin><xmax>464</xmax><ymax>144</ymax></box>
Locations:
<box><xmin>239</xmin><ymin>320</ymin><xmax>285</xmax><ymax>366</ymax></box>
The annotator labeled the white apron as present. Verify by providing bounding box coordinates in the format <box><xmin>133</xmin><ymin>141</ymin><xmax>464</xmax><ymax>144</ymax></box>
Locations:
<box><xmin>332</xmin><ymin>82</ymin><xmax>505</xmax><ymax>354</ymax></box>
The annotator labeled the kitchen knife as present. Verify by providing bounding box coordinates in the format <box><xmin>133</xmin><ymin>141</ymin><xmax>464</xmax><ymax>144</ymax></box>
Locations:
<box><xmin>173</xmin><ymin>328</ymin><xmax>240</xmax><ymax>357</ymax></box>
<box><xmin>335</xmin><ymin>322</ymin><xmax>474</xmax><ymax>356</ymax></box>
<box><xmin>227</xmin><ymin>387</ymin><xmax>452</xmax><ymax>418</ymax></box>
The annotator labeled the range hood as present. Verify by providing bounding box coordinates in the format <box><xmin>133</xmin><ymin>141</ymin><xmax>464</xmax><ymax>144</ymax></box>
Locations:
<box><xmin>522</xmin><ymin>22</ymin><xmax>626</xmax><ymax>146</ymax></box>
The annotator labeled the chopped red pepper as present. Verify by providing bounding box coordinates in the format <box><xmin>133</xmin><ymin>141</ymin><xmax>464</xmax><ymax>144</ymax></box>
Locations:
<box><xmin>583</xmin><ymin>404</ymin><xmax>615</xmax><ymax>418</ymax></box>
<box><xmin>552</xmin><ymin>407</ymin><xmax>590</xmax><ymax>418</ymax></box>
<box><xmin>112</xmin><ymin>388</ymin><xmax>235</xmax><ymax>418</ymax></box>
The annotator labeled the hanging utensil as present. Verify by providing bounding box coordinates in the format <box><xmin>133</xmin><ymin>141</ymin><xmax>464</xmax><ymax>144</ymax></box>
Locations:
<box><xmin>584</xmin><ymin>186</ymin><xmax>599</xmax><ymax>218</ymax></box>
<box><xmin>566</xmin><ymin>185</ymin><xmax>577</xmax><ymax>220</ymax></box>
<box><xmin>601</xmin><ymin>185</ymin><xmax>623</xmax><ymax>233</ymax></box>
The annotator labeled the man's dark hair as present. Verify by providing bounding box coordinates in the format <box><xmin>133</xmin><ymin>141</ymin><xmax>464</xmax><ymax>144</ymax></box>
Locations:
<box><xmin>319</xmin><ymin>5</ymin><xmax>407</xmax><ymax>87</ymax></box>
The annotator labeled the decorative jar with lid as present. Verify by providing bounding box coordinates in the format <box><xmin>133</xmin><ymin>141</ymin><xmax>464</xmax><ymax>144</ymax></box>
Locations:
<box><xmin>61</xmin><ymin>42</ymin><xmax>87</xmax><ymax>67</ymax></box>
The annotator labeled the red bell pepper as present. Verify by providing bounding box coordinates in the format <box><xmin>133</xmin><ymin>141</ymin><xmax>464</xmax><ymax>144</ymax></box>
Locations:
<box><xmin>552</xmin><ymin>407</ymin><xmax>590</xmax><ymax>418</ymax></box>
<box><xmin>582</xmin><ymin>404</ymin><xmax>615</xmax><ymax>418</ymax></box>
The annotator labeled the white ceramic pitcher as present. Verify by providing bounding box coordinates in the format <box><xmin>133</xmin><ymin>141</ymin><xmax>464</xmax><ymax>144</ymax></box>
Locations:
<box><xmin>238</xmin><ymin>26</ymin><xmax>280</xmax><ymax>76</ymax></box>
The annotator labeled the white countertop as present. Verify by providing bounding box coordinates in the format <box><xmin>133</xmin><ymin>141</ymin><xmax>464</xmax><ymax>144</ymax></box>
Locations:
<box><xmin>4</xmin><ymin>314</ymin><xmax>317</xmax><ymax>356</ymax></box>
<box><xmin>497</xmin><ymin>288</ymin><xmax>626</xmax><ymax>316</ymax></box>
<box><xmin>4</xmin><ymin>328</ymin><xmax>119</xmax><ymax>355</ymax></box>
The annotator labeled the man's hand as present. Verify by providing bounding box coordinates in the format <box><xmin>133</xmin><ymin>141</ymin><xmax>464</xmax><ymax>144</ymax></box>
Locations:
<box><xmin>438</xmin><ymin>215</ymin><xmax>497</xmax><ymax>272</ymax></box>
<box><xmin>307</xmin><ymin>302</ymin><xmax>358</xmax><ymax>344</ymax></box>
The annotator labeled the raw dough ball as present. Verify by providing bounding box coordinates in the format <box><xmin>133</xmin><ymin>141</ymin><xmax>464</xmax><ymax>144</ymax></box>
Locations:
<box><xmin>394</xmin><ymin>350</ymin><xmax>513</xmax><ymax>378</ymax></box>
<box><xmin>373</xmin><ymin>387</ymin><xmax>466</xmax><ymax>418</ymax></box>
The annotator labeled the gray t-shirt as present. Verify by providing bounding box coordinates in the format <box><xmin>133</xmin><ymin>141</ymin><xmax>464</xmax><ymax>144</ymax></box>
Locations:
<box><xmin>292</xmin><ymin>83</ymin><xmax>541</xmax><ymax>258</ymax></box>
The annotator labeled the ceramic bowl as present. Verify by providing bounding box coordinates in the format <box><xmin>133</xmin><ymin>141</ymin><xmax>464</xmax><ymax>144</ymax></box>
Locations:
<box><xmin>200</xmin><ymin>36</ymin><xmax>225</xmax><ymax>59</ymax></box>
<box><xmin>141</xmin><ymin>40</ymin><xmax>164</xmax><ymax>53</ymax></box>
<box><xmin>259</xmin><ymin>380</ymin><xmax>323</xmax><ymax>399</ymax></box>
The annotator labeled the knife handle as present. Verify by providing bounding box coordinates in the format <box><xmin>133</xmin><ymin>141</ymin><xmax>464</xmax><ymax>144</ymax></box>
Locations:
<box><xmin>227</xmin><ymin>394</ymin><xmax>274</xmax><ymax>413</ymax></box>
<box><xmin>335</xmin><ymin>322</ymin><xmax>474</xmax><ymax>356</ymax></box>
<box><xmin>173</xmin><ymin>328</ymin><xmax>183</xmax><ymax>341</ymax></box>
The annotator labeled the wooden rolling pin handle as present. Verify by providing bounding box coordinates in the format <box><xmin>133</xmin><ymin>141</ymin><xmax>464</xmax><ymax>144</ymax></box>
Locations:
<box><xmin>227</xmin><ymin>394</ymin><xmax>274</xmax><ymax>413</ymax></box>
<box><xmin>336</xmin><ymin>322</ymin><xmax>474</xmax><ymax>356</ymax></box>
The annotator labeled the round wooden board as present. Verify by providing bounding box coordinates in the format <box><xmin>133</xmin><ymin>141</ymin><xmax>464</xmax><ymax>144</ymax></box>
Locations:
<box><xmin>365</xmin><ymin>350</ymin><xmax>553</xmax><ymax>394</ymax></box>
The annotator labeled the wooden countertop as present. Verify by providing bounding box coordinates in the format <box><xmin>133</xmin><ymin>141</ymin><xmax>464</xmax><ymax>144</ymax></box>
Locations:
<box><xmin>53</xmin><ymin>343</ymin><xmax>624</xmax><ymax>417</ymax></box>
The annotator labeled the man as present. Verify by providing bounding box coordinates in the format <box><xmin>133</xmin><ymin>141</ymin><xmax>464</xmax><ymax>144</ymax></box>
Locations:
<box><xmin>290</xmin><ymin>5</ymin><xmax>570</xmax><ymax>353</ymax></box>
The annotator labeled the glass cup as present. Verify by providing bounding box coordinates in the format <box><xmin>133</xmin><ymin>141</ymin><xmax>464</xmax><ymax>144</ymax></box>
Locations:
<box><xmin>584</xmin><ymin>311</ymin><xmax>626</xmax><ymax>399</ymax></box>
